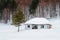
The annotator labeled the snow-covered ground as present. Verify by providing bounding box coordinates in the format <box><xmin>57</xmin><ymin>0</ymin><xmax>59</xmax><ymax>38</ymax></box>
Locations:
<box><xmin>0</xmin><ymin>18</ymin><xmax>60</xmax><ymax>40</ymax></box>
<box><xmin>0</xmin><ymin>29</ymin><xmax>60</xmax><ymax>40</ymax></box>
<box><xmin>49</xmin><ymin>18</ymin><xmax>60</xmax><ymax>31</ymax></box>
<box><xmin>0</xmin><ymin>23</ymin><xmax>17</xmax><ymax>32</ymax></box>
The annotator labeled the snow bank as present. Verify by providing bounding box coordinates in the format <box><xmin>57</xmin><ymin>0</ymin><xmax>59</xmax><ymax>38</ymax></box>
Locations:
<box><xmin>49</xmin><ymin>18</ymin><xmax>60</xmax><ymax>31</ymax></box>
<box><xmin>0</xmin><ymin>23</ymin><xmax>17</xmax><ymax>32</ymax></box>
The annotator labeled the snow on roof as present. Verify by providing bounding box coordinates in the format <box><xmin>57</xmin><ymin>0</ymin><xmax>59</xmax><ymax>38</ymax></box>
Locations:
<box><xmin>25</xmin><ymin>18</ymin><xmax>50</xmax><ymax>25</ymax></box>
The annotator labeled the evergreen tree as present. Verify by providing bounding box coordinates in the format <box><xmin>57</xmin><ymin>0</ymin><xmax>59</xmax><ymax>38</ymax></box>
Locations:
<box><xmin>0</xmin><ymin>0</ymin><xmax>17</xmax><ymax>9</ymax></box>
<box><xmin>0</xmin><ymin>0</ymin><xmax>17</xmax><ymax>23</ymax></box>
<box><xmin>0</xmin><ymin>0</ymin><xmax>5</xmax><ymax>10</ymax></box>
<box><xmin>29</xmin><ymin>0</ymin><xmax>39</xmax><ymax>14</ymax></box>
<box><xmin>12</xmin><ymin>5</ymin><xmax>24</xmax><ymax>32</ymax></box>
<box><xmin>8</xmin><ymin>0</ymin><xmax>17</xmax><ymax>11</ymax></box>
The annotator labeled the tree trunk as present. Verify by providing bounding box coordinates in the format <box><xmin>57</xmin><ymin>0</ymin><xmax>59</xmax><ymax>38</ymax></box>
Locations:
<box><xmin>18</xmin><ymin>26</ymin><xmax>20</xmax><ymax>32</ymax></box>
<box><xmin>56</xmin><ymin>3</ymin><xmax>59</xmax><ymax>18</ymax></box>
<box><xmin>3</xmin><ymin>8</ymin><xmax>8</xmax><ymax>23</ymax></box>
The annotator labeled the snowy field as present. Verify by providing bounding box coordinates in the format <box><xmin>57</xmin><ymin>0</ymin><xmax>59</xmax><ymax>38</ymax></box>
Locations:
<box><xmin>0</xmin><ymin>18</ymin><xmax>60</xmax><ymax>40</ymax></box>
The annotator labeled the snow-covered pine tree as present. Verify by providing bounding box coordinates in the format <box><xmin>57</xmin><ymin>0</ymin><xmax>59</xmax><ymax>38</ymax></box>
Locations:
<box><xmin>12</xmin><ymin>4</ymin><xmax>24</xmax><ymax>32</ymax></box>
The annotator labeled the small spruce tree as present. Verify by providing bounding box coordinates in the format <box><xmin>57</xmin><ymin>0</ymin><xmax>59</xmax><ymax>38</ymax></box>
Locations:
<box><xmin>12</xmin><ymin>5</ymin><xmax>24</xmax><ymax>32</ymax></box>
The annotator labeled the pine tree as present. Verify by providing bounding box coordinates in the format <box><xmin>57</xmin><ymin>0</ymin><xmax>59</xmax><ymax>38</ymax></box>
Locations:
<box><xmin>29</xmin><ymin>0</ymin><xmax>39</xmax><ymax>14</ymax></box>
<box><xmin>12</xmin><ymin>5</ymin><xmax>24</xmax><ymax>32</ymax></box>
<box><xmin>28</xmin><ymin>0</ymin><xmax>39</xmax><ymax>19</ymax></box>
<box><xmin>0</xmin><ymin>0</ymin><xmax>17</xmax><ymax>23</ymax></box>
